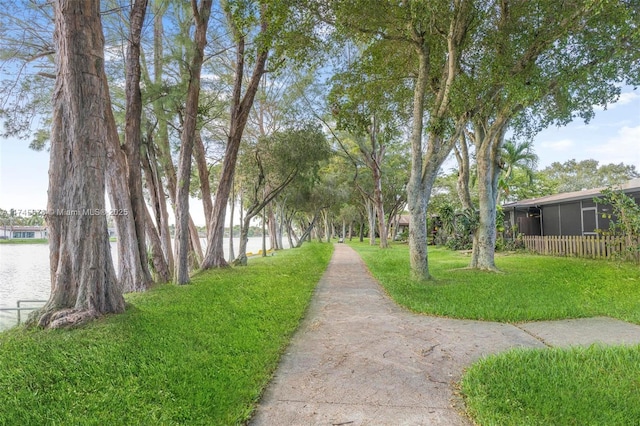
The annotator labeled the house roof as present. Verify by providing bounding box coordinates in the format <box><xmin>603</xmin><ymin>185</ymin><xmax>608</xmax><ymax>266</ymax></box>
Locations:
<box><xmin>503</xmin><ymin>178</ymin><xmax>640</xmax><ymax>209</ymax></box>
<box><xmin>397</xmin><ymin>214</ymin><xmax>410</xmax><ymax>226</ymax></box>
<box><xmin>1</xmin><ymin>226</ymin><xmax>47</xmax><ymax>231</ymax></box>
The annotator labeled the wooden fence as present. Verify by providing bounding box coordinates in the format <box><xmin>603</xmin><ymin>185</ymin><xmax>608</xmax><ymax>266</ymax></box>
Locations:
<box><xmin>521</xmin><ymin>235</ymin><xmax>640</xmax><ymax>261</ymax></box>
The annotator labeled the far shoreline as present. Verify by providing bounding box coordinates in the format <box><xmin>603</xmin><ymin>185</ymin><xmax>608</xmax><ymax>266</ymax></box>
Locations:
<box><xmin>0</xmin><ymin>238</ymin><xmax>118</xmax><ymax>244</ymax></box>
<box><xmin>0</xmin><ymin>239</ymin><xmax>48</xmax><ymax>244</ymax></box>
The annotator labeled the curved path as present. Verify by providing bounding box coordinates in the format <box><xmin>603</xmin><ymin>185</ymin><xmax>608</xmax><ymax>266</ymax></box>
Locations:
<box><xmin>250</xmin><ymin>244</ymin><xmax>640</xmax><ymax>426</ymax></box>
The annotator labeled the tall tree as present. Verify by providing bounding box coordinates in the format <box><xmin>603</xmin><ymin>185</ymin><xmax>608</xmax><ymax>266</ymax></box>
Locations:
<box><xmin>452</xmin><ymin>133</ymin><xmax>474</xmax><ymax>210</ymax></box>
<box><xmin>200</xmin><ymin>0</ymin><xmax>325</xmax><ymax>268</ymax></box>
<box><xmin>33</xmin><ymin>0</ymin><xmax>124</xmax><ymax>328</ymax></box>
<box><xmin>234</xmin><ymin>125</ymin><xmax>329</xmax><ymax>265</ymax></box>
<box><xmin>174</xmin><ymin>0</ymin><xmax>213</xmax><ymax>284</ymax></box>
<box><xmin>121</xmin><ymin>0</ymin><xmax>154</xmax><ymax>291</ymax></box>
<box><xmin>201</xmin><ymin>1</ymin><xmax>270</xmax><ymax>269</ymax></box>
<box><xmin>542</xmin><ymin>159</ymin><xmax>640</xmax><ymax>193</ymax></box>
<box><xmin>329</xmin><ymin>64</ymin><xmax>406</xmax><ymax>248</ymax></box>
<box><xmin>0</xmin><ymin>0</ymin><xmax>55</xmax><ymax>145</ymax></box>
<box><xmin>100</xmin><ymin>0</ymin><xmax>159</xmax><ymax>293</ymax></box>
<box><xmin>461</xmin><ymin>0</ymin><xmax>640</xmax><ymax>270</ymax></box>
<box><xmin>330</xmin><ymin>0</ymin><xmax>473</xmax><ymax>279</ymax></box>
<box><xmin>141</xmin><ymin>0</ymin><xmax>174</xmax><ymax>278</ymax></box>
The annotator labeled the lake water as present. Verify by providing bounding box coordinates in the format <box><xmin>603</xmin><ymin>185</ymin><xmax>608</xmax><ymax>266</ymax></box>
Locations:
<box><xmin>0</xmin><ymin>237</ymin><xmax>287</xmax><ymax>331</ymax></box>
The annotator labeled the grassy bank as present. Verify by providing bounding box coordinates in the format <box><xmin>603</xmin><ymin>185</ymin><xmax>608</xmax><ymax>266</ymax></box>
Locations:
<box><xmin>0</xmin><ymin>238</ymin><xmax>48</xmax><ymax>244</ymax></box>
<box><xmin>350</xmin><ymin>242</ymin><xmax>640</xmax><ymax>425</ymax></box>
<box><xmin>350</xmin><ymin>242</ymin><xmax>640</xmax><ymax>324</ymax></box>
<box><xmin>0</xmin><ymin>242</ymin><xmax>333</xmax><ymax>425</ymax></box>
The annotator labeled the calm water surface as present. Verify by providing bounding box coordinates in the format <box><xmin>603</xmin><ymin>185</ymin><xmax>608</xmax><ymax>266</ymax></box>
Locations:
<box><xmin>0</xmin><ymin>237</ymin><xmax>285</xmax><ymax>331</ymax></box>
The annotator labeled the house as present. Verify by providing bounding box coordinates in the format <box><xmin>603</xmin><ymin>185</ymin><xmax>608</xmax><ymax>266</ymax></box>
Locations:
<box><xmin>395</xmin><ymin>214</ymin><xmax>410</xmax><ymax>235</ymax></box>
<box><xmin>0</xmin><ymin>225</ymin><xmax>48</xmax><ymax>239</ymax></box>
<box><xmin>391</xmin><ymin>214</ymin><xmax>442</xmax><ymax>244</ymax></box>
<box><xmin>502</xmin><ymin>178</ymin><xmax>640</xmax><ymax>237</ymax></box>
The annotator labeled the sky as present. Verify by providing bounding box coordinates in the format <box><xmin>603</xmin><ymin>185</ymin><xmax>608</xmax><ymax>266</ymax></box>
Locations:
<box><xmin>532</xmin><ymin>89</ymin><xmax>640</xmax><ymax>170</ymax></box>
<box><xmin>1</xmin><ymin>87</ymin><xmax>638</xmax><ymax>226</ymax></box>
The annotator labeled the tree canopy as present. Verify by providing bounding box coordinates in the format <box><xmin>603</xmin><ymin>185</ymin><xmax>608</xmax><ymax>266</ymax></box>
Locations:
<box><xmin>1</xmin><ymin>0</ymin><xmax>639</xmax><ymax>320</ymax></box>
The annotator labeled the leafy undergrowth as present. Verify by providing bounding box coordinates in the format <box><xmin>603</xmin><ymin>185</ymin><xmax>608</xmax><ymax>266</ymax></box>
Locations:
<box><xmin>461</xmin><ymin>345</ymin><xmax>640</xmax><ymax>425</ymax></box>
<box><xmin>0</xmin><ymin>242</ymin><xmax>333</xmax><ymax>425</ymax></box>
<box><xmin>350</xmin><ymin>242</ymin><xmax>640</xmax><ymax>324</ymax></box>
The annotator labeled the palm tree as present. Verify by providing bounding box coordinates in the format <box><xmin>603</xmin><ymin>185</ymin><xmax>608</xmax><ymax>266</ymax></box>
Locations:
<box><xmin>497</xmin><ymin>139</ymin><xmax>538</xmax><ymax>205</ymax></box>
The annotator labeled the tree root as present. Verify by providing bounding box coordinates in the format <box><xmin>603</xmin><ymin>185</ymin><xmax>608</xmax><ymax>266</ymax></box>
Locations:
<box><xmin>459</xmin><ymin>265</ymin><xmax>504</xmax><ymax>273</ymax></box>
<box><xmin>232</xmin><ymin>255</ymin><xmax>247</xmax><ymax>266</ymax></box>
<box><xmin>37</xmin><ymin>309</ymin><xmax>99</xmax><ymax>329</ymax></box>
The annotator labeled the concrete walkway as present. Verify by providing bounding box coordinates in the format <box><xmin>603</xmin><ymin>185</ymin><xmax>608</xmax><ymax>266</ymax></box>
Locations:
<box><xmin>250</xmin><ymin>244</ymin><xmax>640</xmax><ymax>426</ymax></box>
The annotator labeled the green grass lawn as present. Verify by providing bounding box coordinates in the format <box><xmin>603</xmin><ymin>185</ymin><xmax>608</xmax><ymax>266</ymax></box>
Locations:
<box><xmin>0</xmin><ymin>242</ymin><xmax>333</xmax><ymax>425</ymax></box>
<box><xmin>350</xmin><ymin>241</ymin><xmax>640</xmax><ymax>426</ymax></box>
<box><xmin>350</xmin><ymin>242</ymin><xmax>640</xmax><ymax>324</ymax></box>
<box><xmin>461</xmin><ymin>345</ymin><xmax>640</xmax><ymax>426</ymax></box>
<box><xmin>0</xmin><ymin>238</ymin><xmax>48</xmax><ymax>244</ymax></box>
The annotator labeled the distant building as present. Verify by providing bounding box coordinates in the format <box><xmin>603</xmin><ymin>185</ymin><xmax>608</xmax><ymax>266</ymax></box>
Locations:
<box><xmin>391</xmin><ymin>214</ymin><xmax>441</xmax><ymax>244</ymax></box>
<box><xmin>502</xmin><ymin>178</ymin><xmax>640</xmax><ymax>237</ymax></box>
<box><xmin>0</xmin><ymin>226</ymin><xmax>48</xmax><ymax>239</ymax></box>
<box><xmin>395</xmin><ymin>214</ymin><xmax>410</xmax><ymax>235</ymax></box>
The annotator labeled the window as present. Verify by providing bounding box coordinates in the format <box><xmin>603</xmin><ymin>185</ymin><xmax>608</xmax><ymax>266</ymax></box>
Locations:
<box><xmin>581</xmin><ymin>209</ymin><xmax>597</xmax><ymax>235</ymax></box>
<box><xmin>13</xmin><ymin>231</ymin><xmax>35</xmax><ymax>238</ymax></box>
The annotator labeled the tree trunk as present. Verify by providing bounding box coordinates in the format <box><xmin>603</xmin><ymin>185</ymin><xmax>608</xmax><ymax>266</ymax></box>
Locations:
<box><xmin>34</xmin><ymin>0</ymin><xmax>124</xmax><ymax>328</ymax></box>
<box><xmin>286</xmin><ymin>217</ymin><xmax>296</xmax><ymax>248</ymax></box>
<box><xmin>366</xmin><ymin>198</ymin><xmax>376</xmax><ymax>245</ymax></box>
<box><xmin>148</xmin><ymin>0</ymin><xmax>174</xmax><ymax>276</ymax></box>
<box><xmin>407</xmin><ymin>47</ymin><xmax>430</xmax><ymax>280</ymax></box>
<box><xmin>201</xmin><ymin>13</ymin><xmax>269</xmax><ymax>270</ymax></box>
<box><xmin>322</xmin><ymin>210</ymin><xmax>331</xmax><ymax>242</ymax></box>
<box><xmin>373</xmin><ymin>168</ymin><xmax>388</xmax><ymax>248</ymax></box>
<box><xmin>470</xmin><ymin>119</ymin><xmax>507</xmax><ymax>271</ymax></box>
<box><xmin>407</xmin><ymin>3</ymin><xmax>472</xmax><ymax>280</ymax></box>
<box><xmin>194</xmin><ymin>128</ymin><xmax>213</xmax><ymax>233</ymax></box>
<box><xmin>454</xmin><ymin>133</ymin><xmax>474</xmax><ymax>211</ymax></box>
<box><xmin>141</xmin><ymin>133</ymin><xmax>173</xmax><ymax>279</ymax></box>
<box><xmin>234</xmin><ymin>214</ymin><xmax>252</xmax><ymax>266</ymax></box>
<box><xmin>367</xmin><ymin>116</ymin><xmax>388</xmax><ymax>248</ymax></box>
<box><xmin>228</xmin><ymin>187</ymin><xmax>235</xmax><ymax>262</ymax></box>
<box><xmin>286</xmin><ymin>211</ymin><xmax>299</xmax><ymax>247</ymax></box>
<box><xmin>276</xmin><ymin>199</ymin><xmax>285</xmax><ymax>249</ymax></box>
<box><xmin>296</xmin><ymin>211</ymin><xmax>319</xmax><ymax>248</ymax></box>
<box><xmin>188</xmin><ymin>218</ymin><xmax>204</xmax><ymax>268</ymax></box>
<box><xmin>144</xmin><ymin>204</ymin><xmax>171</xmax><ymax>283</ymax></box>
<box><xmin>102</xmin><ymin>9</ymin><xmax>152</xmax><ymax>293</ymax></box>
<box><xmin>123</xmin><ymin>0</ymin><xmax>154</xmax><ymax>291</ymax></box>
<box><xmin>262</xmin><ymin>209</ymin><xmax>267</xmax><ymax>256</ymax></box>
<box><xmin>239</xmin><ymin>191</ymin><xmax>244</xmax><ymax>253</ymax></box>
<box><xmin>175</xmin><ymin>0</ymin><xmax>213</xmax><ymax>284</ymax></box>
<box><xmin>471</xmin><ymin>144</ymin><xmax>499</xmax><ymax>271</ymax></box>
<box><xmin>105</xmin><ymin>83</ymin><xmax>150</xmax><ymax>293</ymax></box>
<box><xmin>267</xmin><ymin>203</ymin><xmax>278</xmax><ymax>250</ymax></box>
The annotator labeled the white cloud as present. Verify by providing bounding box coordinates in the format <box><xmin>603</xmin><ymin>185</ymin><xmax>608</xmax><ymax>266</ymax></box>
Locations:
<box><xmin>617</xmin><ymin>91</ymin><xmax>640</xmax><ymax>106</ymax></box>
<box><xmin>586</xmin><ymin>125</ymin><xmax>640</xmax><ymax>168</ymax></box>
<box><xmin>593</xmin><ymin>91</ymin><xmax>640</xmax><ymax>111</ymax></box>
<box><xmin>539</xmin><ymin>139</ymin><xmax>575</xmax><ymax>151</ymax></box>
